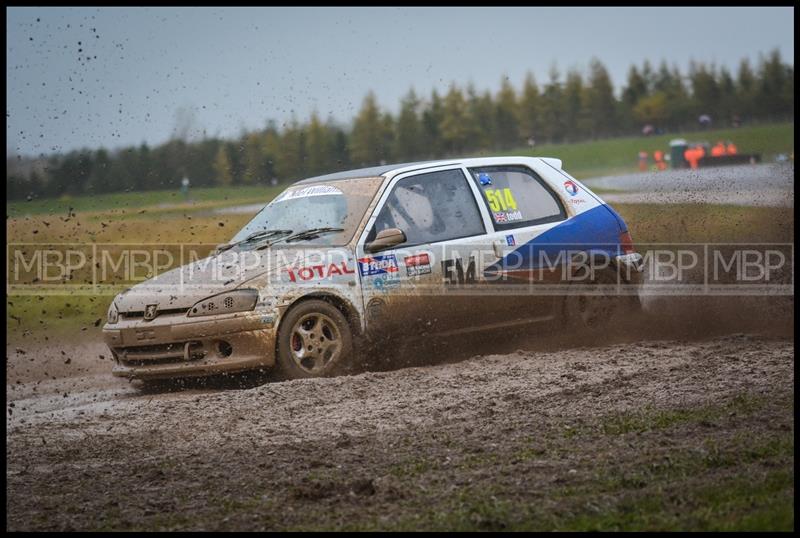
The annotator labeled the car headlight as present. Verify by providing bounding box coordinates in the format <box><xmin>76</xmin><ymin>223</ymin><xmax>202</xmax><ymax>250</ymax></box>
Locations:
<box><xmin>188</xmin><ymin>289</ymin><xmax>259</xmax><ymax>317</ymax></box>
<box><xmin>107</xmin><ymin>302</ymin><xmax>119</xmax><ymax>324</ymax></box>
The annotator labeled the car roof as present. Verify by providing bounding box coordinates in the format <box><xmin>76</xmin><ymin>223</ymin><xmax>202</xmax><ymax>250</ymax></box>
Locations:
<box><xmin>294</xmin><ymin>156</ymin><xmax>561</xmax><ymax>184</ymax></box>
<box><xmin>294</xmin><ymin>160</ymin><xmax>459</xmax><ymax>184</ymax></box>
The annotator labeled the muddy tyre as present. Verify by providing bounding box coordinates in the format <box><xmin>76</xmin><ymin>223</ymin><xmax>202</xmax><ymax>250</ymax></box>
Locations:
<box><xmin>563</xmin><ymin>268</ymin><xmax>622</xmax><ymax>331</ymax></box>
<box><xmin>276</xmin><ymin>299</ymin><xmax>354</xmax><ymax>380</ymax></box>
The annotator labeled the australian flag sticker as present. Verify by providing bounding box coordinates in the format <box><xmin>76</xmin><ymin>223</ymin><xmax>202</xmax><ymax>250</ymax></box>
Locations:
<box><xmin>505</xmin><ymin>234</ymin><xmax>516</xmax><ymax>246</ymax></box>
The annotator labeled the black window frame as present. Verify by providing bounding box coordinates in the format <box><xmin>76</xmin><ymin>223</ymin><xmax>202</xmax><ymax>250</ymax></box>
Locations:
<box><xmin>366</xmin><ymin>168</ymin><xmax>487</xmax><ymax>249</ymax></box>
<box><xmin>468</xmin><ymin>164</ymin><xmax>567</xmax><ymax>231</ymax></box>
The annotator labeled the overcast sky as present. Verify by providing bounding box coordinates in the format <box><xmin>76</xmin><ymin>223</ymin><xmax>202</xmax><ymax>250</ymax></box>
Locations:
<box><xmin>6</xmin><ymin>6</ymin><xmax>794</xmax><ymax>157</ymax></box>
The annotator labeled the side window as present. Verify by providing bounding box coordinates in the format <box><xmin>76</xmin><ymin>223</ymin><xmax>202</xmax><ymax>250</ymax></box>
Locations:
<box><xmin>369</xmin><ymin>169</ymin><xmax>485</xmax><ymax>246</ymax></box>
<box><xmin>468</xmin><ymin>165</ymin><xmax>566</xmax><ymax>230</ymax></box>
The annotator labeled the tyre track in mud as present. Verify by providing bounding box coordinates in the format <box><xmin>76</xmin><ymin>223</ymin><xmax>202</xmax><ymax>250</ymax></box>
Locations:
<box><xmin>6</xmin><ymin>330</ymin><xmax>794</xmax><ymax>531</ymax></box>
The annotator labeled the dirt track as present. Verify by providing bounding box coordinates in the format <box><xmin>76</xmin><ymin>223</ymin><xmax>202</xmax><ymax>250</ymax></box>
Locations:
<box><xmin>584</xmin><ymin>163</ymin><xmax>794</xmax><ymax>207</ymax></box>
<box><xmin>5</xmin><ymin>294</ymin><xmax>795</xmax><ymax>531</ymax></box>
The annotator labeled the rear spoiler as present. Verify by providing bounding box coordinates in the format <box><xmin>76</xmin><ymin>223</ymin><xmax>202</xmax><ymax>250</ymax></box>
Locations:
<box><xmin>538</xmin><ymin>157</ymin><xmax>562</xmax><ymax>170</ymax></box>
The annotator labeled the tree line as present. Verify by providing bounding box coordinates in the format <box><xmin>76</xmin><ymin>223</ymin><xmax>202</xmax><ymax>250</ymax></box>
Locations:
<box><xmin>7</xmin><ymin>49</ymin><xmax>793</xmax><ymax>200</ymax></box>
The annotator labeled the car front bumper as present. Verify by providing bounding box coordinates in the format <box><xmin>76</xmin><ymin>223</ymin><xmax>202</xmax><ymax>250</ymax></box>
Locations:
<box><xmin>103</xmin><ymin>311</ymin><xmax>277</xmax><ymax>380</ymax></box>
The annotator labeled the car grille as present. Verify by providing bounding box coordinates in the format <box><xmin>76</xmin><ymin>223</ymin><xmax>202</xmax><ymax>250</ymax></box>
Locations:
<box><xmin>116</xmin><ymin>341</ymin><xmax>206</xmax><ymax>366</ymax></box>
<box><xmin>120</xmin><ymin>308</ymin><xmax>189</xmax><ymax>321</ymax></box>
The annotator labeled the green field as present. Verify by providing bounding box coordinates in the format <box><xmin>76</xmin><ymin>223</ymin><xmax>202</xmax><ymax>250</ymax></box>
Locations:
<box><xmin>7</xmin><ymin>185</ymin><xmax>283</xmax><ymax>218</ymax></box>
<box><xmin>7</xmin><ymin>122</ymin><xmax>794</xmax><ymax>218</ymax></box>
<box><xmin>495</xmin><ymin>121</ymin><xmax>794</xmax><ymax>179</ymax></box>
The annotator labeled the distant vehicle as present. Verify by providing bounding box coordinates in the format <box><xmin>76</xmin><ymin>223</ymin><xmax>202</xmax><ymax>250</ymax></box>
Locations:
<box><xmin>103</xmin><ymin>157</ymin><xmax>644</xmax><ymax>381</ymax></box>
<box><xmin>669</xmin><ymin>139</ymin><xmax>760</xmax><ymax>169</ymax></box>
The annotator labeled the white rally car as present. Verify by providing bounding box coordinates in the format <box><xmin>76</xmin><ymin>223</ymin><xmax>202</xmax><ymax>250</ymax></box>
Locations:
<box><xmin>103</xmin><ymin>157</ymin><xmax>643</xmax><ymax>380</ymax></box>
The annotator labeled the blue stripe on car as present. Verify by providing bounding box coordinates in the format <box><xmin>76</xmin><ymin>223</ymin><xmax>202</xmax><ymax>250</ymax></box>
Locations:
<box><xmin>485</xmin><ymin>204</ymin><xmax>624</xmax><ymax>275</ymax></box>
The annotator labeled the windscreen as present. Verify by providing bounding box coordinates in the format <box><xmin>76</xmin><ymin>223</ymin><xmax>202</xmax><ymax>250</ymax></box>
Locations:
<box><xmin>231</xmin><ymin>177</ymin><xmax>384</xmax><ymax>246</ymax></box>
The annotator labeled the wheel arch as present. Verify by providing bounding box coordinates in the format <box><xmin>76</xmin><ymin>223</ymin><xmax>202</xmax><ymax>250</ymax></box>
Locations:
<box><xmin>277</xmin><ymin>292</ymin><xmax>364</xmax><ymax>342</ymax></box>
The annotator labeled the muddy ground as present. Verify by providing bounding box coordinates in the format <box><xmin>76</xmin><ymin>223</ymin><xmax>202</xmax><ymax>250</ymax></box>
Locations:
<box><xmin>5</xmin><ymin>294</ymin><xmax>795</xmax><ymax>531</ymax></box>
<box><xmin>585</xmin><ymin>163</ymin><xmax>794</xmax><ymax>207</ymax></box>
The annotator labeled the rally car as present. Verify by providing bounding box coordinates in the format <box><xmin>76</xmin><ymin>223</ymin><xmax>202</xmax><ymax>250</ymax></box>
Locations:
<box><xmin>102</xmin><ymin>157</ymin><xmax>643</xmax><ymax>381</ymax></box>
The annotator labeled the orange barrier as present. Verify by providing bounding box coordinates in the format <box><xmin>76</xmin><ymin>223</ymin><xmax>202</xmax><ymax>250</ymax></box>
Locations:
<box><xmin>684</xmin><ymin>146</ymin><xmax>705</xmax><ymax>170</ymax></box>
<box><xmin>638</xmin><ymin>151</ymin><xmax>648</xmax><ymax>171</ymax></box>
<box><xmin>653</xmin><ymin>150</ymin><xmax>667</xmax><ymax>171</ymax></box>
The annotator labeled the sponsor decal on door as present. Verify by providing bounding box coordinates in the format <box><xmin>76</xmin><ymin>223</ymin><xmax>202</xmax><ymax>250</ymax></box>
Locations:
<box><xmin>405</xmin><ymin>253</ymin><xmax>432</xmax><ymax>277</ymax></box>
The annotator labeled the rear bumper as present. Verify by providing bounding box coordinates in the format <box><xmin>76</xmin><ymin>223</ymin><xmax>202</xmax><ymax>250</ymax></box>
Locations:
<box><xmin>103</xmin><ymin>311</ymin><xmax>277</xmax><ymax>380</ymax></box>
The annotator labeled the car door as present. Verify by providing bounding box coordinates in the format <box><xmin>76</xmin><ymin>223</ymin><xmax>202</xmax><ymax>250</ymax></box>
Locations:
<box><xmin>464</xmin><ymin>164</ymin><xmax>569</xmax><ymax>326</ymax></box>
<box><xmin>356</xmin><ymin>166</ymin><xmax>492</xmax><ymax>339</ymax></box>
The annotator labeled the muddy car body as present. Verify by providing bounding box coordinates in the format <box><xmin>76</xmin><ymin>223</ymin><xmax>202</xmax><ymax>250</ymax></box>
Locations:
<box><xmin>103</xmin><ymin>157</ymin><xmax>644</xmax><ymax>380</ymax></box>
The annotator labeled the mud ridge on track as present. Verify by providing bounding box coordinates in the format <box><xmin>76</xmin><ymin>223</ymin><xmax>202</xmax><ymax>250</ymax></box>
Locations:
<box><xmin>6</xmin><ymin>330</ymin><xmax>794</xmax><ymax>531</ymax></box>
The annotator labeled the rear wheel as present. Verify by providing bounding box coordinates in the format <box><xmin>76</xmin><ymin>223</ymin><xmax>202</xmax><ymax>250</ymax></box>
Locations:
<box><xmin>276</xmin><ymin>300</ymin><xmax>354</xmax><ymax>379</ymax></box>
<box><xmin>564</xmin><ymin>268</ymin><xmax>621</xmax><ymax>331</ymax></box>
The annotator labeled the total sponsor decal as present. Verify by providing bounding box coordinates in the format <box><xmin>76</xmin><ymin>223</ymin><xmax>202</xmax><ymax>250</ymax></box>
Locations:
<box><xmin>563</xmin><ymin>180</ymin><xmax>579</xmax><ymax>197</ymax></box>
<box><xmin>563</xmin><ymin>180</ymin><xmax>587</xmax><ymax>204</ymax></box>
<box><xmin>285</xmin><ymin>261</ymin><xmax>355</xmax><ymax>282</ymax></box>
<box><xmin>404</xmin><ymin>253</ymin><xmax>432</xmax><ymax>277</ymax></box>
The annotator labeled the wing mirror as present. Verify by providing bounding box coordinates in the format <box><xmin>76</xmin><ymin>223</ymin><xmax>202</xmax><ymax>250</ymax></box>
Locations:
<box><xmin>365</xmin><ymin>228</ymin><xmax>406</xmax><ymax>253</ymax></box>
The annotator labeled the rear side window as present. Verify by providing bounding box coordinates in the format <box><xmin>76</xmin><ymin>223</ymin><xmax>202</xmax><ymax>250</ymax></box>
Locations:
<box><xmin>369</xmin><ymin>169</ymin><xmax>485</xmax><ymax>247</ymax></box>
<box><xmin>469</xmin><ymin>165</ymin><xmax>566</xmax><ymax>230</ymax></box>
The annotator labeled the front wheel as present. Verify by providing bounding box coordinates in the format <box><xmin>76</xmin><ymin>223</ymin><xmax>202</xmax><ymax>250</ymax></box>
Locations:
<box><xmin>276</xmin><ymin>300</ymin><xmax>354</xmax><ymax>379</ymax></box>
